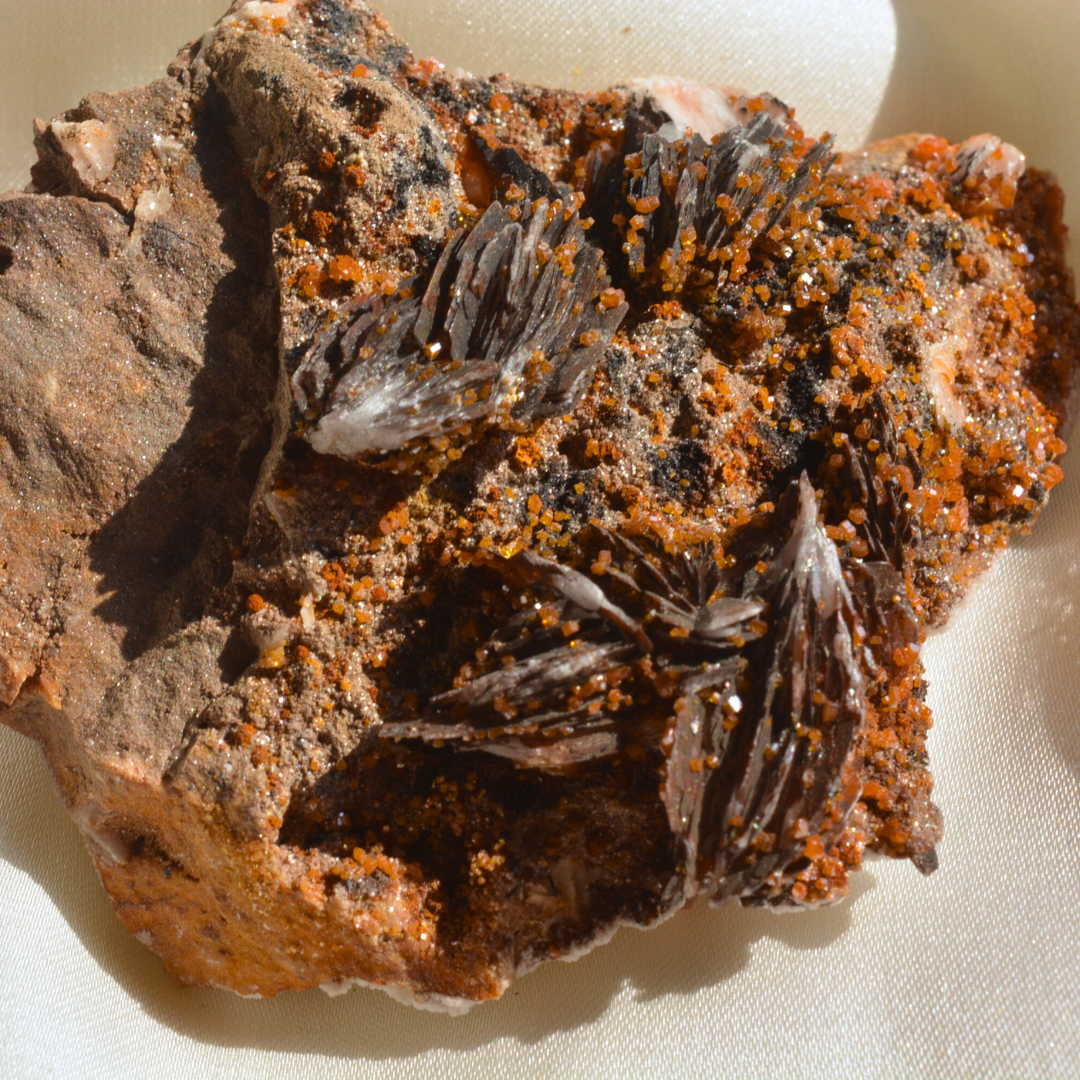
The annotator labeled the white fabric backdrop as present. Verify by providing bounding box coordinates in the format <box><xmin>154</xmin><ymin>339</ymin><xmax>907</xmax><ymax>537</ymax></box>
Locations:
<box><xmin>1</xmin><ymin>2</ymin><xmax>1079</xmax><ymax>1077</ymax></box>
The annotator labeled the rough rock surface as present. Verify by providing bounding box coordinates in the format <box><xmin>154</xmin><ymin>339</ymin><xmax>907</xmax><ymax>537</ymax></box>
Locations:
<box><xmin>2</xmin><ymin>0</ymin><xmax>1078</xmax><ymax>1010</ymax></box>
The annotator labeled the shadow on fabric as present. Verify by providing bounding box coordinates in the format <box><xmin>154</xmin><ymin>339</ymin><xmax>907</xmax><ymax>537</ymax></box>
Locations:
<box><xmin>869</xmin><ymin>0</ymin><xmax>1080</xmax><ymax>239</ymax></box>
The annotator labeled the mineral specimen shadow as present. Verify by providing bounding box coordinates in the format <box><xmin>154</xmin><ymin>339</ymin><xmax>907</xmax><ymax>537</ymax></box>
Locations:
<box><xmin>87</xmin><ymin>94</ymin><xmax>279</xmax><ymax>671</ymax></box>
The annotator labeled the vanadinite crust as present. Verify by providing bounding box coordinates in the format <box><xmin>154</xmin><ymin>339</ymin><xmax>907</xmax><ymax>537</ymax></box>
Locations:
<box><xmin>2</xmin><ymin>0</ymin><xmax>1078</xmax><ymax>1011</ymax></box>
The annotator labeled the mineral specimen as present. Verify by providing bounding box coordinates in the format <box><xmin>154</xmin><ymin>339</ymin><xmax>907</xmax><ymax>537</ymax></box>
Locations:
<box><xmin>1</xmin><ymin>0</ymin><xmax>1077</xmax><ymax>1012</ymax></box>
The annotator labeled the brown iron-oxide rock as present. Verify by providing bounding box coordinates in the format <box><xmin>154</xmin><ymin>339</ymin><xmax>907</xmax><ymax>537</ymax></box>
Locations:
<box><xmin>2</xmin><ymin>0</ymin><xmax>1078</xmax><ymax>1011</ymax></box>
